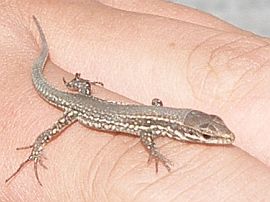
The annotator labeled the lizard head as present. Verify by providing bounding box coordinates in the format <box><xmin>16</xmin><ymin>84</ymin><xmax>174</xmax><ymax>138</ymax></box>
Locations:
<box><xmin>183</xmin><ymin>110</ymin><xmax>235</xmax><ymax>145</ymax></box>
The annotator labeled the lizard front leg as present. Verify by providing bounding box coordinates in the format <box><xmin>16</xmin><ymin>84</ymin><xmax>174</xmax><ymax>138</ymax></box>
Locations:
<box><xmin>63</xmin><ymin>73</ymin><xmax>129</xmax><ymax>105</ymax></box>
<box><xmin>63</xmin><ymin>73</ymin><xmax>103</xmax><ymax>96</ymax></box>
<box><xmin>5</xmin><ymin>110</ymin><xmax>78</xmax><ymax>186</ymax></box>
<box><xmin>140</xmin><ymin>131</ymin><xmax>173</xmax><ymax>173</ymax></box>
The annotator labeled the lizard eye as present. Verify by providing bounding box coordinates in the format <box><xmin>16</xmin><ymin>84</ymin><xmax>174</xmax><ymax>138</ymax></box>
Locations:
<box><xmin>203</xmin><ymin>134</ymin><xmax>211</xmax><ymax>139</ymax></box>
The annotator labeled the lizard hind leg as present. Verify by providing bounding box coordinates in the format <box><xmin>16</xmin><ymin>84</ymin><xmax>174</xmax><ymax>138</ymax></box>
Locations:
<box><xmin>140</xmin><ymin>132</ymin><xmax>173</xmax><ymax>173</ymax></box>
<box><xmin>63</xmin><ymin>73</ymin><xmax>104</xmax><ymax>96</ymax></box>
<box><xmin>5</xmin><ymin>138</ymin><xmax>49</xmax><ymax>186</ymax></box>
<box><xmin>5</xmin><ymin>111</ymin><xmax>77</xmax><ymax>186</ymax></box>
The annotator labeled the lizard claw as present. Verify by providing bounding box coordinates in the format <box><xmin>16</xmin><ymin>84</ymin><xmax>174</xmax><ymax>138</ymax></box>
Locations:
<box><xmin>6</xmin><ymin>144</ymin><xmax>48</xmax><ymax>186</ymax></box>
<box><xmin>147</xmin><ymin>153</ymin><xmax>173</xmax><ymax>173</ymax></box>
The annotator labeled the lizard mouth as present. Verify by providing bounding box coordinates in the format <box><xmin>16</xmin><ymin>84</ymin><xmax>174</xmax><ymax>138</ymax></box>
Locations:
<box><xmin>210</xmin><ymin>134</ymin><xmax>235</xmax><ymax>145</ymax></box>
<box><xmin>198</xmin><ymin>132</ymin><xmax>235</xmax><ymax>145</ymax></box>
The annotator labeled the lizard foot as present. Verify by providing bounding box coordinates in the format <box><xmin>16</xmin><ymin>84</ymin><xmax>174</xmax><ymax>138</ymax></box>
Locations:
<box><xmin>5</xmin><ymin>144</ymin><xmax>48</xmax><ymax>186</ymax></box>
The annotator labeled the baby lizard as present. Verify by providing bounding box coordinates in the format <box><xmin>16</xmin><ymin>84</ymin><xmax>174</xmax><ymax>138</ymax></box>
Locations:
<box><xmin>6</xmin><ymin>16</ymin><xmax>235</xmax><ymax>186</ymax></box>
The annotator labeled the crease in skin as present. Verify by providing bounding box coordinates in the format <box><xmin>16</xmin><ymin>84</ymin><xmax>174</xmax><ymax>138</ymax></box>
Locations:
<box><xmin>106</xmin><ymin>141</ymin><xmax>145</xmax><ymax>193</ymax></box>
<box><xmin>91</xmin><ymin>137</ymin><xmax>120</xmax><ymax>194</ymax></box>
<box><xmin>226</xmin><ymin>64</ymin><xmax>265</xmax><ymax>104</ymax></box>
<box><xmin>106</xmin><ymin>138</ymin><xmax>139</xmax><ymax>185</ymax></box>
<box><xmin>95</xmin><ymin>138</ymin><xmax>140</xmax><ymax>201</ymax></box>
<box><xmin>223</xmin><ymin>43</ymin><xmax>270</xmax><ymax>103</ymax></box>
<box><xmin>131</xmin><ymin>143</ymin><xmax>196</xmax><ymax>200</ymax></box>
<box><xmin>169</xmin><ymin>175</ymin><xmax>211</xmax><ymax>201</ymax></box>
<box><xmin>229</xmin><ymin>44</ymin><xmax>270</xmax><ymax>65</ymax></box>
<box><xmin>85</xmin><ymin>136</ymin><xmax>116</xmax><ymax>200</ymax></box>
<box><xmin>186</xmin><ymin>31</ymin><xmax>226</xmax><ymax>100</ymax></box>
<box><xmin>207</xmin><ymin>35</ymin><xmax>249</xmax><ymax>68</ymax></box>
<box><xmin>197</xmin><ymin>35</ymin><xmax>249</xmax><ymax>104</ymax></box>
<box><xmin>106</xmin><ymin>140</ymin><xmax>173</xmax><ymax>199</ymax></box>
<box><xmin>186</xmin><ymin>30</ymin><xmax>267</xmax><ymax>107</ymax></box>
<box><xmin>154</xmin><ymin>149</ymin><xmax>222</xmax><ymax>200</ymax></box>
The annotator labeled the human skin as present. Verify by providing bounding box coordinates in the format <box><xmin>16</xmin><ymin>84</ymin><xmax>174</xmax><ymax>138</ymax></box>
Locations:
<box><xmin>1</xmin><ymin>0</ymin><xmax>270</xmax><ymax>201</ymax></box>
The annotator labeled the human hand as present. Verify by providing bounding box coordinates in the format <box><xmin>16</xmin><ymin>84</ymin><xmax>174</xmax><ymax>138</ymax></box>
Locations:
<box><xmin>1</xmin><ymin>0</ymin><xmax>270</xmax><ymax>201</ymax></box>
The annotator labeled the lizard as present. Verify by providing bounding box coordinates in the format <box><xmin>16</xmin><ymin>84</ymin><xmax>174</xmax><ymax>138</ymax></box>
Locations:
<box><xmin>5</xmin><ymin>16</ymin><xmax>235</xmax><ymax>186</ymax></box>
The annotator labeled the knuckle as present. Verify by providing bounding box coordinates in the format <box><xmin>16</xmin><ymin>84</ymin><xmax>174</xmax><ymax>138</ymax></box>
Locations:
<box><xmin>186</xmin><ymin>32</ymin><xmax>270</xmax><ymax>104</ymax></box>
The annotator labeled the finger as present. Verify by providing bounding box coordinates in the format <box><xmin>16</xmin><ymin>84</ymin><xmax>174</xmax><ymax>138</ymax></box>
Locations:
<box><xmin>96</xmin><ymin>0</ymin><xmax>244</xmax><ymax>33</ymax></box>
<box><xmin>96</xmin><ymin>0</ymin><xmax>270</xmax><ymax>44</ymax></box>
